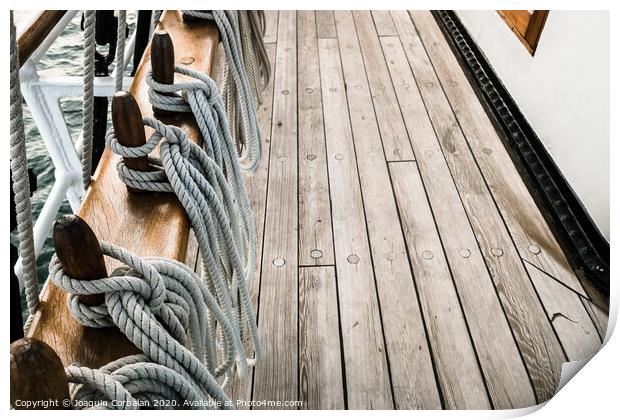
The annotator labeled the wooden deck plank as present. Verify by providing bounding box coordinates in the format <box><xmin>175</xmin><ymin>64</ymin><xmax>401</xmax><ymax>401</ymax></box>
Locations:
<box><xmin>525</xmin><ymin>263</ymin><xmax>602</xmax><ymax>361</ymax></box>
<box><xmin>334</xmin><ymin>10</ymin><xmax>440</xmax><ymax>409</ymax></box>
<box><xmin>389</xmin><ymin>161</ymin><xmax>490</xmax><ymax>409</ymax></box>
<box><xmin>252</xmin><ymin>11</ymin><xmax>299</xmax><ymax>408</ymax></box>
<box><xmin>582</xmin><ymin>298</ymin><xmax>609</xmax><ymax>341</ymax></box>
<box><xmin>263</xmin><ymin>10</ymin><xmax>279</xmax><ymax>44</ymax></box>
<box><xmin>349</xmin><ymin>11</ymin><xmax>414</xmax><ymax>161</ymax></box>
<box><xmin>299</xmin><ymin>266</ymin><xmax>345</xmax><ymax>409</ymax></box>
<box><xmin>227</xmin><ymin>43</ymin><xmax>277</xmax><ymax>408</ymax></box>
<box><xmin>391</xmin><ymin>11</ymin><xmax>566</xmax><ymax>403</ymax></box>
<box><xmin>298</xmin><ymin>11</ymin><xmax>335</xmax><ymax>267</ymax></box>
<box><xmin>371</xmin><ymin>10</ymin><xmax>398</xmax><ymax>36</ymax></box>
<box><xmin>316</xmin><ymin>11</ymin><xmax>337</xmax><ymax>38</ymax></box>
<box><xmin>27</xmin><ymin>11</ymin><xmax>218</xmax><ymax>369</ymax></box>
<box><xmin>379</xmin><ymin>25</ymin><xmax>536</xmax><ymax>408</ymax></box>
<box><xmin>408</xmin><ymin>11</ymin><xmax>587</xmax><ymax>297</ymax></box>
<box><xmin>318</xmin><ymin>36</ymin><xmax>393</xmax><ymax>409</ymax></box>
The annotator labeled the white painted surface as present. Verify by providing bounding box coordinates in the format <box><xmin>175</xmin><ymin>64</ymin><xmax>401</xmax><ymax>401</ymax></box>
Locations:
<box><xmin>456</xmin><ymin>11</ymin><xmax>610</xmax><ymax>239</ymax></box>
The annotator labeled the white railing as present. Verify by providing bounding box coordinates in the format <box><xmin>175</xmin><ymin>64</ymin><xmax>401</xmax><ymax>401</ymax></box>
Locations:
<box><xmin>14</xmin><ymin>11</ymin><xmax>136</xmax><ymax>287</ymax></box>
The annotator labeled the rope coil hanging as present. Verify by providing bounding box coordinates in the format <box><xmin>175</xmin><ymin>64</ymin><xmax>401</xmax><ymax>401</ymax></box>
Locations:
<box><xmin>181</xmin><ymin>10</ymin><xmax>267</xmax><ymax>171</ymax></box>
<box><xmin>107</xmin><ymin>115</ymin><xmax>259</xmax><ymax>369</ymax></box>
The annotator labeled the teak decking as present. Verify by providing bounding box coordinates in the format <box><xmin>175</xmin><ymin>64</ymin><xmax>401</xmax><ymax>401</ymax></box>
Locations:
<box><xmin>25</xmin><ymin>10</ymin><xmax>608</xmax><ymax>411</ymax></box>
<box><xmin>210</xmin><ymin>10</ymin><xmax>606</xmax><ymax>409</ymax></box>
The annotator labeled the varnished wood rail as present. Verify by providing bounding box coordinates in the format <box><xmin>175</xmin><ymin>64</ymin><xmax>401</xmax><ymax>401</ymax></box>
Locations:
<box><xmin>16</xmin><ymin>11</ymin><xmax>67</xmax><ymax>66</ymax></box>
<box><xmin>26</xmin><ymin>11</ymin><xmax>219</xmax><ymax>369</ymax></box>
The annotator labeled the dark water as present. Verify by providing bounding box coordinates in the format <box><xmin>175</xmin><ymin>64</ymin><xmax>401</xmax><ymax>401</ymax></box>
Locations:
<box><xmin>13</xmin><ymin>12</ymin><xmax>136</xmax><ymax>315</ymax></box>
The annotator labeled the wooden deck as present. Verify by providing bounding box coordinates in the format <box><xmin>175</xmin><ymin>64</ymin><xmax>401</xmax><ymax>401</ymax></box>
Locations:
<box><xmin>199</xmin><ymin>10</ymin><xmax>608</xmax><ymax>409</ymax></box>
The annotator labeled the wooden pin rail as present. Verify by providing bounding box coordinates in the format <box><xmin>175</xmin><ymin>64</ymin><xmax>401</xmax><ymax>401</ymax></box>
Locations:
<box><xmin>26</xmin><ymin>11</ymin><xmax>219</xmax><ymax>369</ymax></box>
<box><xmin>16</xmin><ymin>11</ymin><xmax>67</xmax><ymax>66</ymax></box>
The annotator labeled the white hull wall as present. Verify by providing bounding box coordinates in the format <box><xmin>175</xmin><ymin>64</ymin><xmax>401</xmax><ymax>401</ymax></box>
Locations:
<box><xmin>456</xmin><ymin>10</ymin><xmax>610</xmax><ymax>239</ymax></box>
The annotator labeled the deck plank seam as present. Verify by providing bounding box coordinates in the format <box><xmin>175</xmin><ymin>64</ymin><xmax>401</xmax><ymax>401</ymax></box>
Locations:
<box><xmin>313</xmin><ymin>11</ymin><xmax>350</xmax><ymax>409</ymax></box>
<box><xmin>249</xmin><ymin>11</ymin><xmax>281</xmax><ymax>408</ymax></box>
<box><xmin>407</xmin><ymin>11</ymin><xmax>567</xmax><ymax>401</ymax></box>
<box><xmin>329</xmin><ymin>15</ymin><xmax>396</xmax><ymax>408</ymax></box>
<box><xmin>385</xmin><ymin>161</ymin><xmax>450</xmax><ymax>409</ymax></box>
<box><xmin>400</xmin><ymin>14</ymin><xmax>542</xmax><ymax>404</ymax></box>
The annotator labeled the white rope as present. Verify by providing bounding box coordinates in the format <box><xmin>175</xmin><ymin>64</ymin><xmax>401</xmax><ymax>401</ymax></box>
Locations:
<box><xmin>80</xmin><ymin>11</ymin><xmax>96</xmax><ymax>189</ymax></box>
<box><xmin>50</xmin><ymin>242</ymin><xmax>237</xmax><ymax>408</ymax></box>
<box><xmin>67</xmin><ymin>355</ymin><xmax>211</xmax><ymax>409</ymax></box>
<box><xmin>181</xmin><ymin>10</ymin><xmax>264</xmax><ymax>171</ymax></box>
<box><xmin>10</xmin><ymin>11</ymin><xmax>39</xmax><ymax>323</ymax></box>
<box><xmin>145</xmin><ymin>67</ymin><xmax>258</xmax><ymax>349</ymax></box>
<box><xmin>106</xmin><ymin>117</ymin><xmax>260</xmax><ymax>371</ymax></box>
<box><xmin>115</xmin><ymin>11</ymin><xmax>127</xmax><ymax>92</ymax></box>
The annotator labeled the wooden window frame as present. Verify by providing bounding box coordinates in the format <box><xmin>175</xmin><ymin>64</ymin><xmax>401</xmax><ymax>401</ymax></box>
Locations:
<box><xmin>497</xmin><ymin>10</ymin><xmax>549</xmax><ymax>55</ymax></box>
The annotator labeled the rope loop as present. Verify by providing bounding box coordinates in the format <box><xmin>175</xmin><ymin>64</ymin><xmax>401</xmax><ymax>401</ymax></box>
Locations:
<box><xmin>50</xmin><ymin>241</ymin><xmax>241</xmax><ymax>407</ymax></box>
<box><xmin>107</xmin><ymin>115</ymin><xmax>260</xmax><ymax>371</ymax></box>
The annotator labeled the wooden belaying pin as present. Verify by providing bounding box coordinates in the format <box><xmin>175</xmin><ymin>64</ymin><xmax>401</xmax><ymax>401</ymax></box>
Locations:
<box><xmin>53</xmin><ymin>214</ymin><xmax>107</xmax><ymax>307</ymax></box>
<box><xmin>112</xmin><ymin>91</ymin><xmax>150</xmax><ymax>193</ymax></box>
<box><xmin>10</xmin><ymin>337</ymin><xmax>71</xmax><ymax>409</ymax></box>
<box><xmin>151</xmin><ymin>30</ymin><xmax>176</xmax><ymax>118</ymax></box>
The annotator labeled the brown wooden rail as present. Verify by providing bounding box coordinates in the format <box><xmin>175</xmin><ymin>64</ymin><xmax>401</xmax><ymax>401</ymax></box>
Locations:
<box><xmin>16</xmin><ymin>11</ymin><xmax>67</xmax><ymax>66</ymax></box>
<box><xmin>26</xmin><ymin>11</ymin><xmax>219</xmax><ymax>369</ymax></box>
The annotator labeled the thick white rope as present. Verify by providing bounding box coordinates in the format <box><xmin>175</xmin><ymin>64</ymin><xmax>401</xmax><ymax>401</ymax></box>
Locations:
<box><xmin>107</xmin><ymin>117</ymin><xmax>260</xmax><ymax>371</ymax></box>
<box><xmin>181</xmin><ymin>10</ymin><xmax>263</xmax><ymax>171</ymax></box>
<box><xmin>239</xmin><ymin>11</ymin><xmax>270</xmax><ymax>105</ymax></box>
<box><xmin>50</xmin><ymin>242</ymin><xmax>238</xmax><ymax>408</ymax></box>
<box><xmin>146</xmin><ymin>66</ymin><xmax>258</xmax><ymax>347</ymax></box>
<box><xmin>115</xmin><ymin>11</ymin><xmax>127</xmax><ymax>92</ymax></box>
<box><xmin>10</xmin><ymin>11</ymin><xmax>39</xmax><ymax>322</ymax></box>
<box><xmin>67</xmin><ymin>355</ymin><xmax>212</xmax><ymax>409</ymax></box>
<box><xmin>80</xmin><ymin>11</ymin><xmax>96</xmax><ymax>189</ymax></box>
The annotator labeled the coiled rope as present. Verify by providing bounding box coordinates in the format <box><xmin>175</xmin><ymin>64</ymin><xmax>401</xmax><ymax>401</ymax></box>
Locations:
<box><xmin>146</xmin><ymin>65</ymin><xmax>245</xmax><ymax>184</ymax></box>
<box><xmin>107</xmin><ymin>116</ymin><xmax>260</xmax><ymax>371</ymax></box>
<box><xmin>239</xmin><ymin>11</ymin><xmax>271</xmax><ymax>105</ymax></box>
<box><xmin>181</xmin><ymin>10</ymin><xmax>265</xmax><ymax>171</ymax></box>
<box><xmin>50</xmin><ymin>242</ymin><xmax>236</xmax><ymax>408</ymax></box>
<box><xmin>66</xmin><ymin>354</ymin><xmax>218</xmax><ymax>409</ymax></box>
<box><xmin>10</xmin><ymin>11</ymin><xmax>39</xmax><ymax>324</ymax></box>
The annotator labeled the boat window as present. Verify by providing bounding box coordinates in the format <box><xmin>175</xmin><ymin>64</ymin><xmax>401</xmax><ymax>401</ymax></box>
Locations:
<box><xmin>497</xmin><ymin>10</ymin><xmax>549</xmax><ymax>55</ymax></box>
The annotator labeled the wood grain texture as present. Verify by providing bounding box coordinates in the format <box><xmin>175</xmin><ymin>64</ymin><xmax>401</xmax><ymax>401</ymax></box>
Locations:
<box><xmin>318</xmin><ymin>36</ymin><xmax>393</xmax><ymax>409</ymax></box>
<box><xmin>526</xmin><ymin>262</ymin><xmax>602</xmax><ymax>361</ymax></box>
<box><xmin>227</xmin><ymin>42</ymin><xmax>277</xmax><ymax>408</ymax></box>
<box><xmin>263</xmin><ymin>10</ymin><xmax>279</xmax><ymax>44</ymax></box>
<box><xmin>16</xmin><ymin>10</ymin><xmax>66</xmax><ymax>66</ymax></box>
<box><xmin>371</xmin><ymin>10</ymin><xmax>398</xmax><ymax>36</ymax></box>
<box><xmin>349</xmin><ymin>11</ymin><xmax>413</xmax><ymax>161</ymax></box>
<box><xmin>389</xmin><ymin>161</ymin><xmax>490</xmax><ymax>409</ymax></box>
<box><xmin>298</xmin><ymin>11</ymin><xmax>335</xmax><ymax>267</ymax></box>
<box><xmin>27</xmin><ymin>10</ymin><xmax>219</xmax><ymax>369</ymax></box>
<box><xmin>408</xmin><ymin>11</ymin><xmax>588</xmax><ymax>298</ymax></box>
<box><xmin>252</xmin><ymin>11</ymin><xmax>299</xmax><ymax>408</ymax></box>
<box><xmin>381</xmin><ymin>18</ymin><xmax>536</xmax><ymax>407</ymax></box>
<box><xmin>315</xmin><ymin>11</ymin><xmax>337</xmax><ymax>38</ymax></box>
<box><xmin>393</xmin><ymin>11</ymin><xmax>566</xmax><ymax>403</ymax></box>
<box><xmin>299</xmin><ymin>266</ymin><xmax>344</xmax><ymax>409</ymax></box>
<box><xmin>582</xmin><ymin>298</ymin><xmax>609</xmax><ymax>341</ymax></box>
<box><xmin>335</xmin><ymin>10</ymin><xmax>440</xmax><ymax>409</ymax></box>
<box><xmin>10</xmin><ymin>338</ymin><xmax>70</xmax><ymax>409</ymax></box>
